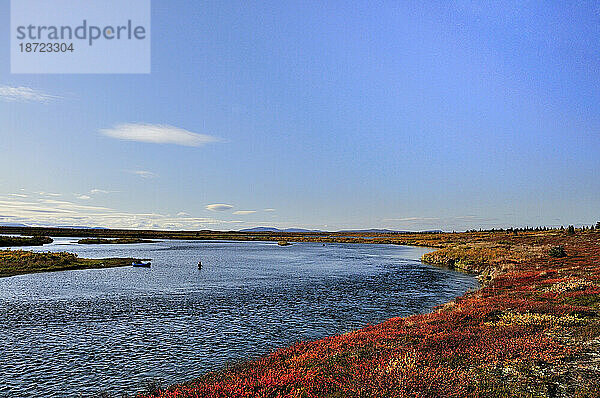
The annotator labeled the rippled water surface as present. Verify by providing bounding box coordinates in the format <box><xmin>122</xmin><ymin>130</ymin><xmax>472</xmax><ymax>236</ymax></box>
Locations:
<box><xmin>0</xmin><ymin>238</ymin><xmax>477</xmax><ymax>397</ymax></box>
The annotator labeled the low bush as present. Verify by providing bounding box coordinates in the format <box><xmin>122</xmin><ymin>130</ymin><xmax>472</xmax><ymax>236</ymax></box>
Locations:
<box><xmin>548</xmin><ymin>246</ymin><xmax>567</xmax><ymax>258</ymax></box>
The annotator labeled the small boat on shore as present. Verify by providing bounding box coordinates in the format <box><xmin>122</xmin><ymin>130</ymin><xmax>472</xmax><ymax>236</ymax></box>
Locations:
<box><xmin>132</xmin><ymin>261</ymin><xmax>151</xmax><ymax>268</ymax></box>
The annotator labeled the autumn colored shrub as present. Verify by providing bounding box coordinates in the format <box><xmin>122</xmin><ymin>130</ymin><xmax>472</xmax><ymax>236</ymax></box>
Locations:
<box><xmin>127</xmin><ymin>232</ymin><xmax>600</xmax><ymax>397</ymax></box>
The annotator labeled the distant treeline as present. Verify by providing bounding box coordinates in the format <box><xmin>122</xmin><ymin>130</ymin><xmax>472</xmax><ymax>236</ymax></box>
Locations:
<box><xmin>467</xmin><ymin>222</ymin><xmax>600</xmax><ymax>234</ymax></box>
<box><xmin>0</xmin><ymin>236</ymin><xmax>53</xmax><ymax>247</ymax></box>
<box><xmin>0</xmin><ymin>226</ymin><xmax>438</xmax><ymax>242</ymax></box>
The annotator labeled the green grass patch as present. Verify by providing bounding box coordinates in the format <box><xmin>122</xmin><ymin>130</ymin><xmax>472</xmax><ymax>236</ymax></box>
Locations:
<box><xmin>0</xmin><ymin>249</ymin><xmax>141</xmax><ymax>278</ymax></box>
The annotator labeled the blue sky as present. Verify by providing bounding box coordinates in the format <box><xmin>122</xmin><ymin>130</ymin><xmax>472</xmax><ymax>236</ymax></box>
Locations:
<box><xmin>0</xmin><ymin>1</ymin><xmax>599</xmax><ymax>231</ymax></box>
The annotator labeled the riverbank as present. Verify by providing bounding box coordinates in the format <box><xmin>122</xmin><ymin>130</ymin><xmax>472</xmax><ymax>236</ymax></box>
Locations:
<box><xmin>0</xmin><ymin>250</ymin><xmax>141</xmax><ymax>278</ymax></box>
<box><xmin>137</xmin><ymin>230</ymin><xmax>600</xmax><ymax>397</ymax></box>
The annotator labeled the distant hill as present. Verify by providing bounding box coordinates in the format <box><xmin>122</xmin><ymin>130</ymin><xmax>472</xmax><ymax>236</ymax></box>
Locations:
<box><xmin>0</xmin><ymin>223</ymin><xmax>29</xmax><ymax>227</ymax></box>
<box><xmin>0</xmin><ymin>224</ymin><xmax>111</xmax><ymax>231</ymax></box>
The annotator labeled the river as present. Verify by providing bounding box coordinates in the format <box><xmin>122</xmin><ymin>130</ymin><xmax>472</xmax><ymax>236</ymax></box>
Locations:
<box><xmin>0</xmin><ymin>238</ymin><xmax>477</xmax><ymax>397</ymax></box>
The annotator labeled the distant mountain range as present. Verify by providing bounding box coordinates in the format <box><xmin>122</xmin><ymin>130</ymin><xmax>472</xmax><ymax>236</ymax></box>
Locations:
<box><xmin>0</xmin><ymin>223</ymin><xmax>29</xmax><ymax>227</ymax></box>
<box><xmin>0</xmin><ymin>223</ymin><xmax>441</xmax><ymax>234</ymax></box>
<box><xmin>0</xmin><ymin>223</ymin><xmax>108</xmax><ymax>229</ymax></box>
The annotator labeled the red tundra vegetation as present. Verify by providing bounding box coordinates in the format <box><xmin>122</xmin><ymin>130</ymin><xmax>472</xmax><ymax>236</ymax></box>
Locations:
<box><xmin>140</xmin><ymin>230</ymin><xmax>600</xmax><ymax>398</ymax></box>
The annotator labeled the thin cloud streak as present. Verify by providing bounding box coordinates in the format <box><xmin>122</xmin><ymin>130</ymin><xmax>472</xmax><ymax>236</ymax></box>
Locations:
<box><xmin>381</xmin><ymin>215</ymin><xmax>501</xmax><ymax>231</ymax></box>
<box><xmin>206</xmin><ymin>204</ymin><xmax>234</xmax><ymax>212</ymax></box>
<box><xmin>0</xmin><ymin>86</ymin><xmax>61</xmax><ymax>102</ymax></box>
<box><xmin>233</xmin><ymin>210</ymin><xmax>256</xmax><ymax>215</ymax></box>
<box><xmin>101</xmin><ymin>123</ymin><xmax>221</xmax><ymax>147</ymax></box>
<box><xmin>127</xmin><ymin>170</ymin><xmax>157</xmax><ymax>179</ymax></box>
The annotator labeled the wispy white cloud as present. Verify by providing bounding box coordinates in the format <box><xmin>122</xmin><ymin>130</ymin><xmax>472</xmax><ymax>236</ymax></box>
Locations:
<box><xmin>0</xmin><ymin>194</ymin><xmax>333</xmax><ymax>231</ymax></box>
<box><xmin>233</xmin><ymin>210</ymin><xmax>256</xmax><ymax>215</ymax></box>
<box><xmin>381</xmin><ymin>215</ymin><xmax>501</xmax><ymax>231</ymax></box>
<box><xmin>0</xmin><ymin>195</ymin><xmax>242</xmax><ymax>230</ymax></box>
<box><xmin>383</xmin><ymin>217</ymin><xmax>441</xmax><ymax>222</ymax></box>
<box><xmin>127</xmin><ymin>170</ymin><xmax>156</xmax><ymax>179</ymax></box>
<box><xmin>90</xmin><ymin>189</ymin><xmax>111</xmax><ymax>194</ymax></box>
<box><xmin>383</xmin><ymin>215</ymin><xmax>496</xmax><ymax>223</ymax></box>
<box><xmin>100</xmin><ymin>123</ymin><xmax>221</xmax><ymax>147</ymax></box>
<box><xmin>76</xmin><ymin>194</ymin><xmax>91</xmax><ymax>200</ymax></box>
<box><xmin>264</xmin><ymin>208</ymin><xmax>276</xmax><ymax>212</ymax></box>
<box><xmin>0</xmin><ymin>86</ymin><xmax>61</xmax><ymax>103</ymax></box>
<box><xmin>206</xmin><ymin>203</ymin><xmax>233</xmax><ymax>212</ymax></box>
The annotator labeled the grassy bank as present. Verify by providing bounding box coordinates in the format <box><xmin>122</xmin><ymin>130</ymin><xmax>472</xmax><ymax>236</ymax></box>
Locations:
<box><xmin>78</xmin><ymin>238</ymin><xmax>154</xmax><ymax>244</ymax></box>
<box><xmin>134</xmin><ymin>230</ymin><xmax>600</xmax><ymax>398</ymax></box>
<box><xmin>0</xmin><ymin>250</ymin><xmax>141</xmax><ymax>278</ymax></box>
<box><xmin>0</xmin><ymin>225</ymin><xmax>445</xmax><ymax>245</ymax></box>
<box><xmin>0</xmin><ymin>235</ymin><xmax>53</xmax><ymax>247</ymax></box>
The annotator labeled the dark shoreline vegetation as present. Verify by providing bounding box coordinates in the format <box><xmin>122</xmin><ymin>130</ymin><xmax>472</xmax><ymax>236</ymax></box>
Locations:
<box><xmin>0</xmin><ymin>225</ymin><xmax>446</xmax><ymax>245</ymax></box>
<box><xmin>0</xmin><ymin>235</ymin><xmax>53</xmax><ymax>247</ymax></box>
<box><xmin>0</xmin><ymin>250</ymin><xmax>142</xmax><ymax>278</ymax></box>
<box><xmin>77</xmin><ymin>238</ymin><xmax>154</xmax><ymax>244</ymax></box>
